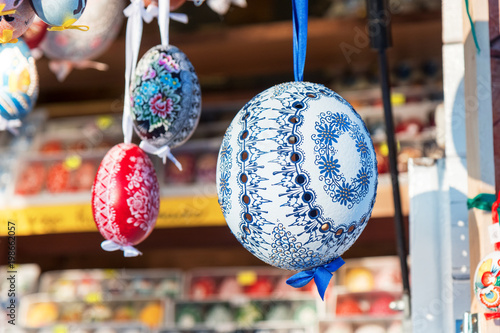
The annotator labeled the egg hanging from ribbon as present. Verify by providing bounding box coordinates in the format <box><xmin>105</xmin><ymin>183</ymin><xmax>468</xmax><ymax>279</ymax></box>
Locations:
<box><xmin>40</xmin><ymin>0</ymin><xmax>123</xmax><ymax>61</ymax></box>
<box><xmin>0</xmin><ymin>38</ymin><xmax>38</xmax><ymax>120</ymax></box>
<box><xmin>130</xmin><ymin>44</ymin><xmax>201</xmax><ymax>149</ymax></box>
<box><xmin>92</xmin><ymin>143</ymin><xmax>160</xmax><ymax>255</ymax></box>
<box><xmin>29</xmin><ymin>0</ymin><xmax>87</xmax><ymax>28</ymax></box>
<box><xmin>0</xmin><ymin>0</ymin><xmax>35</xmax><ymax>43</ymax></box>
<box><xmin>473</xmin><ymin>251</ymin><xmax>500</xmax><ymax>311</ymax></box>
<box><xmin>216</xmin><ymin>81</ymin><xmax>377</xmax><ymax>272</ymax></box>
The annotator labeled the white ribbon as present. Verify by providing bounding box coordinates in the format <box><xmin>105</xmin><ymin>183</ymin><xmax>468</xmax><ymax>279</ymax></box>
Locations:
<box><xmin>0</xmin><ymin>117</ymin><xmax>21</xmax><ymax>135</ymax></box>
<box><xmin>158</xmin><ymin>0</ymin><xmax>171</xmax><ymax>47</ymax></box>
<box><xmin>123</xmin><ymin>0</ymin><xmax>153</xmax><ymax>144</ymax></box>
<box><xmin>48</xmin><ymin>60</ymin><xmax>109</xmax><ymax>82</ymax></box>
<box><xmin>140</xmin><ymin>140</ymin><xmax>183</xmax><ymax>171</ymax></box>
<box><xmin>101</xmin><ymin>240</ymin><xmax>143</xmax><ymax>257</ymax></box>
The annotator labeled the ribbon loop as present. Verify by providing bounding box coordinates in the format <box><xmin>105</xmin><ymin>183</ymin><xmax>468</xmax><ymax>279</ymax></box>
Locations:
<box><xmin>101</xmin><ymin>240</ymin><xmax>142</xmax><ymax>257</ymax></box>
<box><xmin>286</xmin><ymin>257</ymin><xmax>345</xmax><ymax>300</ymax></box>
<box><xmin>292</xmin><ymin>0</ymin><xmax>308</xmax><ymax>82</ymax></box>
<box><xmin>47</xmin><ymin>18</ymin><xmax>90</xmax><ymax>31</ymax></box>
<box><xmin>467</xmin><ymin>193</ymin><xmax>497</xmax><ymax>211</ymax></box>
<box><xmin>139</xmin><ymin>140</ymin><xmax>183</xmax><ymax>170</ymax></box>
<box><xmin>0</xmin><ymin>118</ymin><xmax>21</xmax><ymax>135</ymax></box>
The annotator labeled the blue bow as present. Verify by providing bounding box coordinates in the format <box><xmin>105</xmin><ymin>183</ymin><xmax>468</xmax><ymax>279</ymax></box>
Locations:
<box><xmin>292</xmin><ymin>0</ymin><xmax>308</xmax><ymax>82</ymax></box>
<box><xmin>286</xmin><ymin>257</ymin><xmax>345</xmax><ymax>300</ymax></box>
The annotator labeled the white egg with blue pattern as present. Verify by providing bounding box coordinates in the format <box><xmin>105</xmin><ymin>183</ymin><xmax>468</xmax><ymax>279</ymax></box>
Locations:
<box><xmin>216</xmin><ymin>81</ymin><xmax>378</xmax><ymax>271</ymax></box>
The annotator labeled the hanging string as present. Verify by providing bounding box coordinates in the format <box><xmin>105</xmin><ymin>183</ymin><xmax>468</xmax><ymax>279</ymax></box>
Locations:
<box><xmin>158</xmin><ymin>0</ymin><xmax>171</xmax><ymax>47</ymax></box>
<box><xmin>292</xmin><ymin>0</ymin><xmax>308</xmax><ymax>82</ymax></box>
<box><xmin>464</xmin><ymin>0</ymin><xmax>480</xmax><ymax>53</ymax></box>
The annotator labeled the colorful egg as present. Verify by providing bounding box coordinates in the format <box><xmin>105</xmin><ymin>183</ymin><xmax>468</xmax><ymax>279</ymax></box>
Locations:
<box><xmin>0</xmin><ymin>38</ymin><xmax>38</xmax><ymax>120</ymax></box>
<box><xmin>130</xmin><ymin>44</ymin><xmax>201</xmax><ymax>149</ymax></box>
<box><xmin>40</xmin><ymin>0</ymin><xmax>123</xmax><ymax>61</ymax></box>
<box><xmin>0</xmin><ymin>1</ymin><xmax>23</xmax><ymax>12</ymax></box>
<box><xmin>29</xmin><ymin>0</ymin><xmax>87</xmax><ymax>27</ymax></box>
<box><xmin>473</xmin><ymin>251</ymin><xmax>500</xmax><ymax>311</ymax></box>
<box><xmin>0</xmin><ymin>0</ymin><xmax>35</xmax><ymax>43</ymax></box>
<box><xmin>216</xmin><ymin>82</ymin><xmax>378</xmax><ymax>271</ymax></box>
<box><xmin>92</xmin><ymin>143</ymin><xmax>160</xmax><ymax>247</ymax></box>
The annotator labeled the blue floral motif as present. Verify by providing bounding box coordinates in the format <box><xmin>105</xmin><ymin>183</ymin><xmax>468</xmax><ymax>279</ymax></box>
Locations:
<box><xmin>218</xmin><ymin>124</ymin><xmax>233</xmax><ymax>216</ymax></box>
<box><xmin>318</xmin><ymin>156</ymin><xmax>340</xmax><ymax>179</ymax></box>
<box><xmin>332</xmin><ymin>113</ymin><xmax>351</xmax><ymax>132</ymax></box>
<box><xmin>140</xmin><ymin>81</ymin><xmax>159</xmax><ymax>96</ymax></box>
<box><xmin>356</xmin><ymin>167</ymin><xmax>370</xmax><ymax>192</ymax></box>
<box><xmin>355</xmin><ymin>138</ymin><xmax>369</xmax><ymax>158</ymax></box>
<box><xmin>161</xmin><ymin>73</ymin><xmax>182</xmax><ymax>89</ymax></box>
<box><xmin>134</xmin><ymin>94</ymin><xmax>145</xmax><ymax>106</ymax></box>
<box><xmin>316</xmin><ymin>123</ymin><xmax>339</xmax><ymax>146</ymax></box>
<box><xmin>335</xmin><ymin>182</ymin><xmax>355</xmax><ymax>206</ymax></box>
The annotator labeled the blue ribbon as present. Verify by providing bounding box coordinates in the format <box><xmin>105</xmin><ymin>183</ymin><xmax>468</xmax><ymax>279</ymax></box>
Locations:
<box><xmin>286</xmin><ymin>257</ymin><xmax>345</xmax><ymax>300</ymax></box>
<box><xmin>292</xmin><ymin>0</ymin><xmax>308</xmax><ymax>81</ymax></box>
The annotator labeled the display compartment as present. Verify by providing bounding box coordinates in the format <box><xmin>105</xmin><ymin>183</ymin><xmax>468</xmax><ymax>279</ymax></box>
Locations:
<box><xmin>38</xmin><ymin>268</ymin><xmax>184</xmax><ymax>301</ymax></box>
<box><xmin>319</xmin><ymin>318</ymin><xmax>403</xmax><ymax>333</ymax></box>
<box><xmin>184</xmin><ymin>267</ymin><xmax>325</xmax><ymax>301</ymax></box>
<box><xmin>9</xmin><ymin>323</ymin><xmax>150</xmax><ymax>333</ymax></box>
<box><xmin>172</xmin><ymin>299</ymin><xmax>318</xmax><ymax>333</ymax></box>
<box><xmin>19</xmin><ymin>294</ymin><xmax>170</xmax><ymax>329</ymax></box>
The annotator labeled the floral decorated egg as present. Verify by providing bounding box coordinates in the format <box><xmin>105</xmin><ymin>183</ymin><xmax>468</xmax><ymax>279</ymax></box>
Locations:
<box><xmin>130</xmin><ymin>44</ymin><xmax>201</xmax><ymax>149</ymax></box>
<box><xmin>29</xmin><ymin>0</ymin><xmax>87</xmax><ymax>27</ymax></box>
<box><xmin>40</xmin><ymin>0</ymin><xmax>123</xmax><ymax>61</ymax></box>
<box><xmin>473</xmin><ymin>251</ymin><xmax>500</xmax><ymax>311</ymax></box>
<box><xmin>216</xmin><ymin>81</ymin><xmax>377</xmax><ymax>271</ymax></box>
<box><xmin>0</xmin><ymin>0</ymin><xmax>35</xmax><ymax>43</ymax></box>
<box><xmin>92</xmin><ymin>143</ymin><xmax>160</xmax><ymax>249</ymax></box>
<box><xmin>0</xmin><ymin>38</ymin><xmax>38</xmax><ymax>120</ymax></box>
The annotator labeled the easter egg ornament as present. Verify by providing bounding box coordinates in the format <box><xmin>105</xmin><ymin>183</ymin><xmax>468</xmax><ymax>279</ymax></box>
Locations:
<box><xmin>29</xmin><ymin>0</ymin><xmax>88</xmax><ymax>30</ymax></box>
<box><xmin>92</xmin><ymin>143</ymin><xmax>160</xmax><ymax>256</ymax></box>
<box><xmin>123</xmin><ymin>0</ymin><xmax>200</xmax><ymax>169</ymax></box>
<box><xmin>216</xmin><ymin>0</ymin><xmax>377</xmax><ymax>300</ymax></box>
<box><xmin>468</xmin><ymin>193</ymin><xmax>500</xmax><ymax>318</ymax></box>
<box><xmin>0</xmin><ymin>38</ymin><xmax>39</xmax><ymax>121</ymax></box>
<box><xmin>0</xmin><ymin>0</ymin><xmax>35</xmax><ymax>43</ymax></box>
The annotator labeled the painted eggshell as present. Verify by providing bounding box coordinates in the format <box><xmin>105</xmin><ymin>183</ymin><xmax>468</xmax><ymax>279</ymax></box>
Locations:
<box><xmin>0</xmin><ymin>38</ymin><xmax>38</xmax><ymax>120</ymax></box>
<box><xmin>473</xmin><ymin>251</ymin><xmax>500</xmax><ymax>311</ymax></box>
<box><xmin>29</xmin><ymin>0</ymin><xmax>87</xmax><ymax>27</ymax></box>
<box><xmin>22</xmin><ymin>16</ymin><xmax>48</xmax><ymax>49</ymax></box>
<box><xmin>40</xmin><ymin>0</ymin><xmax>123</xmax><ymax>61</ymax></box>
<box><xmin>216</xmin><ymin>81</ymin><xmax>378</xmax><ymax>271</ymax></box>
<box><xmin>0</xmin><ymin>0</ymin><xmax>23</xmax><ymax>12</ymax></box>
<box><xmin>15</xmin><ymin>161</ymin><xmax>45</xmax><ymax>195</ymax></box>
<box><xmin>92</xmin><ymin>143</ymin><xmax>160</xmax><ymax>247</ymax></box>
<box><xmin>130</xmin><ymin>44</ymin><xmax>201</xmax><ymax>149</ymax></box>
<box><xmin>0</xmin><ymin>0</ymin><xmax>35</xmax><ymax>43</ymax></box>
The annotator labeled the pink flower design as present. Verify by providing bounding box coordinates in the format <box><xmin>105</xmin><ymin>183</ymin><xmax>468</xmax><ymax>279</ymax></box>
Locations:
<box><xmin>158</xmin><ymin>54</ymin><xmax>179</xmax><ymax>73</ymax></box>
<box><xmin>149</xmin><ymin>93</ymin><xmax>173</xmax><ymax>119</ymax></box>
<box><xmin>142</xmin><ymin>67</ymin><xmax>156</xmax><ymax>80</ymax></box>
<box><xmin>127</xmin><ymin>191</ymin><xmax>149</xmax><ymax>216</ymax></box>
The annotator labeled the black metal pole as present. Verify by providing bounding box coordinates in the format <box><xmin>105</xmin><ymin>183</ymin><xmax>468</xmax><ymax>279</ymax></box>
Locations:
<box><xmin>366</xmin><ymin>0</ymin><xmax>411</xmax><ymax>315</ymax></box>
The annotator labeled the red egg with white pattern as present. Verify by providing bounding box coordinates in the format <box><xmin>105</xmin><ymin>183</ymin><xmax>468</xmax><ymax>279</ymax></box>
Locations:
<box><xmin>92</xmin><ymin>143</ymin><xmax>160</xmax><ymax>247</ymax></box>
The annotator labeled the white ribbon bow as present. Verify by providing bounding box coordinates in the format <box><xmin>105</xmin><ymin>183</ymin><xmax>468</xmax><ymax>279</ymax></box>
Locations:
<box><xmin>101</xmin><ymin>240</ymin><xmax>143</xmax><ymax>257</ymax></box>
<box><xmin>140</xmin><ymin>140</ymin><xmax>183</xmax><ymax>170</ymax></box>
<box><xmin>0</xmin><ymin>117</ymin><xmax>21</xmax><ymax>135</ymax></box>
